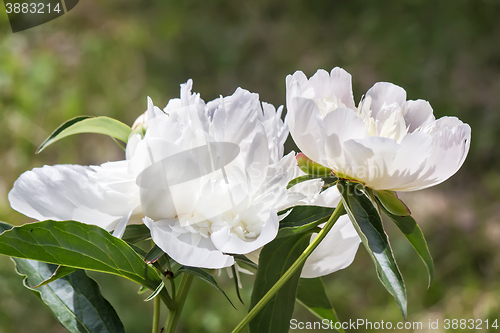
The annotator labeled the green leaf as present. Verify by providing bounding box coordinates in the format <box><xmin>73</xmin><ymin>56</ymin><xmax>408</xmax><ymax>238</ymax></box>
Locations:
<box><xmin>35</xmin><ymin>265</ymin><xmax>77</xmax><ymax>288</ymax></box>
<box><xmin>128</xmin><ymin>243</ymin><xmax>148</xmax><ymax>257</ymax></box>
<box><xmin>176</xmin><ymin>266</ymin><xmax>235</xmax><ymax>308</ymax></box>
<box><xmin>277</xmin><ymin>206</ymin><xmax>336</xmax><ymax>239</ymax></box>
<box><xmin>231</xmin><ymin>264</ymin><xmax>245</xmax><ymax>305</ymax></box>
<box><xmin>377</xmin><ymin>200</ymin><xmax>434</xmax><ymax>288</ymax></box>
<box><xmin>249</xmin><ymin>230</ymin><xmax>310</xmax><ymax>333</ymax></box>
<box><xmin>0</xmin><ymin>221</ymin><xmax>12</xmax><ymax>233</ymax></box>
<box><xmin>145</xmin><ymin>245</ymin><xmax>165</xmax><ymax>265</ymax></box>
<box><xmin>338</xmin><ymin>181</ymin><xmax>407</xmax><ymax>319</ymax></box>
<box><xmin>144</xmin><ymin>281</ymin><xmax>165</xmax><ymax>302</ymax></box>
<box><xmin>287</xmin><ymin>175</ymin><xmax>317</xmax><ymax>189</ymax></box>
<box><xmin>36</xmin><ymin>116</ymin><xmax>132</xmax><ymax>153</ymax></box>
<box><xmin>12</xmin><ymin>258</ymin><xmax>125</xmax><ymax>333</ymax></box>
<box><xmin>374</xmin><ymin>190</ymin><xmax>411</xmax><ymax>216</ymax></box>
<box><xmin>279</xmin><ymin>206</ymin><xmax>335</xmax><ymax>229</ymax></box>
<box><xmin>296</xmin><ymin>277</ymin><xmax>344</xmax><ymax>333</ymax></box>
<box><xmin>0</xmin><ymin>220</ymin><xmax>164</xmax><ymax>294</ymax></box>
<box><xmin>296</xmin><ymin>153</ymin><xmax>332</xmax><ymax>177</ymax></box>
<box><xmin>122</xmin><ymin>224</ymin><xmax>151</xmax><ymax>244</ymax></box>
<box><xmin>234</xmin><ymin>255</ymin><xmax>258</xmax><ymax>269</ymax></box>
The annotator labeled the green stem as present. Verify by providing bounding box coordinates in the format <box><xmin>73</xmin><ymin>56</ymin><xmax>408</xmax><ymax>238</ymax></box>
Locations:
<box><xmin>164</xmin><ymin>274</ymin><xmax>194</xmax><ymax>333</ymax></box>
<box><xmin>231</xmin><ymin>201</ymin><xmax>345</xmax><ymax>333</ymax></box>
<box><xmin>157</xmin><ymin>276</ymin><xmax>175</xmax><ymax>311</ymax></box>
<box><xmin>148</xmin><ymin>240</ymin><xmax>175</xmax><ymax>311</ymax></box>
<box><xmin>152</xmin><ymin>296</ymin><xmax>161</xmax><ymax>333</ymax></box>
<box><xmin>169</xmin><ymin>276</ymin><xmax>176</xmax><ymax>301</ymax></box>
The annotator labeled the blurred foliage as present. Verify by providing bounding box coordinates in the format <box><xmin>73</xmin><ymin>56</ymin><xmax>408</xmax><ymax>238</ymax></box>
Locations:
<box><xmin>1</xmin><ymin>0</ymin><xmax>500</xmax><ymax>332</ymax></box>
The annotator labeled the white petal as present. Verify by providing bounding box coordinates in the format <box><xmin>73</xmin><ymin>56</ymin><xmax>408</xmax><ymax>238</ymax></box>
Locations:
<box><xmin>311</xmin><ymin>186</ymin><xmax>342</xmax><ymax>208</ymax></box>
<box><xmin>129</xmin><ymin>137</ymin><xmax>181</xmax><ymax>177</ymax></box>
<box><xmin>136</xmin><ymin>138</ymin><xmax>205</xmax><ymax>220</ymax></box>
<box><xmin>341</xmin><ymin>135</ymin><xmax>432</xmax><ymax>190</ymax></box>
<box><xmin>399</xmin><ymin>117</ymin><xmax>471</xmax><ymax>191</ymax></box>
<box><xmin>146</xmin><ymin>114</ymin><xmax>183</xmax><ymax>144</ymax></box>
<box><xmin>244</xmin><ymin>127</ymin><xmax>270</xmax><ymax>193</ymax></box>
<box><xmin>91</xmin><ymin>161</ymin><xmax>140</xmax><ymax>194</ymax></box>
<box><xmin>210</xmin><ymin>210</ymin><xmax>279</xmax><ymax>255</ymax></box>
<box><xmin>281</xmin><ymin>166</ymin><xmax>341</xmax><ymax>210</ymax></box>
<box><xmin>323</xmin><ymin>107</ymin><xmax>369</xmax><ymax>160</ymax></box>
<box><xmin>383</xmin><ymin>131</ymin><xmax>433</xmax><ymax>190</ymax></box>
<box><xmin>301</xmin><ymin>215</ymin><xmax>361</xmax><ymax>278</ymax></box>
<box><xmin>146</xmin><ymin>96</ymin><xmax>165</xmax><ymax>120</ymax></box>
<box><xmin>261</xmin><ymin>103</ymin><xmax>288</xmax><ymax>163</ymax></box>
<box><xmin>285</xmin><ymin>71</ymin><xmax>314</xmax><ymax>108</ymax></box>
<box><xmin>331</xmin><ymin>131</ymin><xmax>449</xmax><ymax>191</ymax></box>
<box><xmin>8</xmin><ymin>163</ymin><xmax>138</xmax><ymax>231</ymax></box>
<box><xmin>209</xmin><ymin>88</ymin><xmax>260</xmax><ymax>146</ymax></box>
<box><xmin>286</xmin><ymin>97</ymin><xmax>327</xmax><ymax>165</ymax></box>
<box><xmin>281</xmin><ymin>178</ymin><xmax>323</xmax><ymax>210</ymax></box>
<box><xmin>329</xmin><ymin>67</ymin><xmax>356</xmax><ymax>109</ymax></box>
<box><xmin>112</xmin><ymin>209</ymin><xmax>134</xmax><ymax>238</ymax></box>
<box><xmin>308</xmin><ymin>69</ymin><xmax>332</xmax><ymax>100</ymax></box>
<box><xmin>403</xmin><ymin>99</ymin><xmax>436</xmax><ymax>133</ymax></box>
<box><xmin>125</xmin><ymin>133</ymin><xmax>142</xmax><ymax>161</ymax></box>
<box><xmin>365</xmin><ymin>82</ymin><xmax>407</xmax><ymax>115</ymax></box>
<box><xmin>145</xmin><ymin>217</ymin><xmax>234</xmax><ymax>269</ymax></box>
<box><xmin>328</xmin><ymin>137</ymin><xmax>372</xmax><ymax>182</ymax></box>
<box><xmin>341</xmin><ymin>137</ymin><xmax>398</xmax><ymax>189</ymax></box>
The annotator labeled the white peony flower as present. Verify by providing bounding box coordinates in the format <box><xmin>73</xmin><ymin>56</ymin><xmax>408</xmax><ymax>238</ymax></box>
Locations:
<box><xmin>8</xmin><ymin>79</ymin><xmax>360</xmax><ymax>275</ymax></box>
<box><xmin>286</xmin><ymin>67</ymin><xmax>471</xmax><ymax>191</ymax></box>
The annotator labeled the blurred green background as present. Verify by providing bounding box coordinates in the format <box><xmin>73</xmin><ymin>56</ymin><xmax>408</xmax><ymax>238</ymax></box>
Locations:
<box><xmin>0</xmin><ymin>0</ymin><xmax>499</xmax><ymax>332</ymax></box>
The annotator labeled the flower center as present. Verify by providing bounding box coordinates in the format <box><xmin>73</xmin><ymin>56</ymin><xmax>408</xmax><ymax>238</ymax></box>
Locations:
<box><xmin>357</xmin><ymin>97</ymin><xmax>409</xmax><ymax>143</ymax></box>
<box><xmin>171</xmin><ymin>209</ymin><xmax>260</xmax><ymax>246</ymax></box>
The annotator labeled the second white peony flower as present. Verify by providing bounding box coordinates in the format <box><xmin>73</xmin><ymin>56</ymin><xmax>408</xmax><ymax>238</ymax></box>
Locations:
<box><xmin>286</xmin><ymin>67</ymin><xmax>471</xmax><ymax>191</ymax></box>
